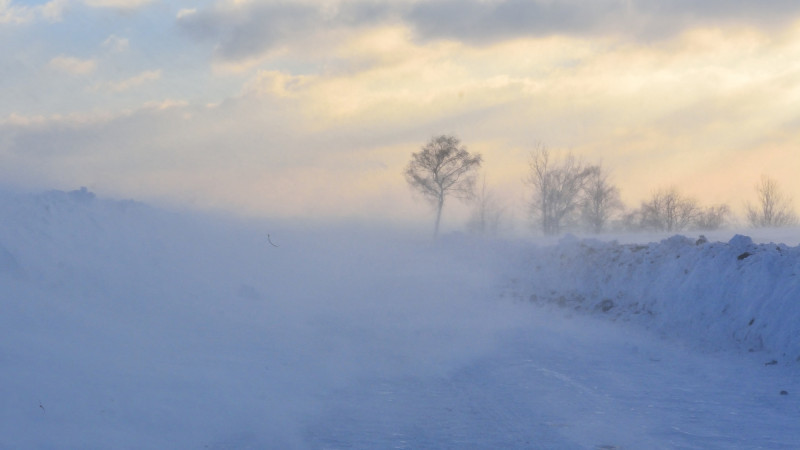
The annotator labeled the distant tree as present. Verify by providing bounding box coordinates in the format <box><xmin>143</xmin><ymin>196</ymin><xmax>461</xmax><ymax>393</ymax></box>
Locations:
<box><xmin>745</xmin><ymin>175</ymin><xmax>798</xmax><ymax>227</ymax></box>
<box><xmin>638</xmin><ymin>187</ymin><xmax>699</xmax><ymax>232</ymax></box>
<box><xmin>405</xmin><ymin>135</ymin><xmax>482</xmax><ymax>238</ymax></box>
<box><xmin>526</xmin><ymin>144</ymin><xmax>594</xmax><ymax>235</ymax></box>
<box><xmin>579</xmin><ymin>164</ymin><xmax>623</xmax><ymax>234</ymax></box>
<box><xmin>466</xmin><ymin>176</ymin><xmax>504</xmax><ymax>236</ymax></box>
<box><xmin>619</xmin><ymin>208</ymin><xmax>642</xmax><ymax>232</ymax></box>
<box><xmin>693</xmin><ymin>204</ymin><xmax>730</xmax><ymax>231</ymax></box>
<box><xmin>624</xmin><ymin>189</ymin><xmax>730</xmax><ymax>232</ymax></box>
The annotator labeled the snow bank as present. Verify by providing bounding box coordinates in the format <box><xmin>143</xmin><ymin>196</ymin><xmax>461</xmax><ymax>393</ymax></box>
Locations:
<box><xmin>510</xmin><ymin>233</ymin><xmax>800</xmax><ymax>364</ymax></box>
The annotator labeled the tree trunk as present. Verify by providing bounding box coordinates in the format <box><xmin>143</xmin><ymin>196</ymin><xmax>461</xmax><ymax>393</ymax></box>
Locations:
<box><xmin>434</xmin><ymin>195</ymin><xmax>444</xmax><ymax>239</ymax></box>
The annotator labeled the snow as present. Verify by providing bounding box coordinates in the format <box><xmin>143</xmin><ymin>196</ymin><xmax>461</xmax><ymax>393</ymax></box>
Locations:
<box><xmin>1</xmin><ymin>188</ymin><xmax>799</xmax><ymax>449</ymax></box>
<box><xmin>513</xmin><ymin>233</ymin><xmax>800</xmax><ymax>362</ymax></box>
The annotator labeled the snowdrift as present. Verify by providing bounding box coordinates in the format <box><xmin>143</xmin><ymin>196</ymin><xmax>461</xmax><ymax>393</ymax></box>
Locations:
<box><xmin>510</xmin><ymin>233</ymin><xmax>800</xmax><ymax>364</ymax></box>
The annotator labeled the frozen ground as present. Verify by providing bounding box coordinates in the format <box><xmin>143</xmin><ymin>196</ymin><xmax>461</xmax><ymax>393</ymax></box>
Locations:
<box><xmin>1</xmin><ymin>188</ymin><xmax>799</xmax><ymax>448</ymax></box>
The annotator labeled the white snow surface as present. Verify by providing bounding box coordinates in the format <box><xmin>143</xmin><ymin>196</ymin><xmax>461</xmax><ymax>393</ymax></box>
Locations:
<box><xmin>514</xmin><ymin>233</ymin><xmax>800</xmax><ymax>361</ymax></box>
<box><xmin>1</xmin><ymin>188</ymin><xmax>799</xmax><ymax>449</ymax></box>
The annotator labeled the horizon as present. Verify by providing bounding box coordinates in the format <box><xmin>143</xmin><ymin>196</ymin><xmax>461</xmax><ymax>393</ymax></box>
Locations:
<box><xmin>8</xmin><ymin>185</ymin><xmax>800</xmax><ymax>248</ymax></box>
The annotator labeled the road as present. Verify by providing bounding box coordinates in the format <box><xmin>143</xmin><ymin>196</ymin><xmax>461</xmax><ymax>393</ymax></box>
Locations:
<box><xmin>300</xmin><ymin>306</ymin><xmax>800</xmax><ymax>449</ymax></box>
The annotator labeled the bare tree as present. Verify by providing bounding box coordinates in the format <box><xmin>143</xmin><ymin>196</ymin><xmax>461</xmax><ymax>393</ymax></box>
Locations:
<box><xmin>466</xmin><ymin>176</ymin><xmax>505</xmax><ymax>236</ymax></box>
<box><xmin>639</xmin><ymin>187</ymin><xmax>699</xmax><ymax>232</ymax></box>
<box><xmin>405</xmin><ymin>135</ymin><xmax>482</xmax><ymax>238</ymax></box>
<box><xmin>580</xmin><ymin>164</ymin><xmax>623</xmax><ymax>234</ymax></box>
<box><xmin>625</xmin><ymin>190</ymin><xmax>730</xmax><ymax>232</ymax></box>
<box><xmin>693</xmin><ymin>204</ymin><xmax>730</xmax><ymax>231</ymax></box>
<box><xmin>526</xmin><ymin>145</ymin><xmax>594</xmax><ymax>235</ymax></box>
<box><xmin>619</xmin><ymin>208</ymin><xmax>642</xmax><ymax>232</ymax></box>
<box><xmin>745</xmin><ymin>175</ymin><xmax>798</xmax><ymax>227</ymax></box>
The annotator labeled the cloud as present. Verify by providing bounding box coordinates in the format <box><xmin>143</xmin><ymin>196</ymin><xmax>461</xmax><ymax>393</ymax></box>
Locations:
<box><xmin>404</xmin><ymin>0</ymin><xmax>800</xmax><ymax>43</ymax></box>
<box><xmin>0</xmin><ymin>0</ymin><xmax>67</xmax><ymax>24</ymax></box>
<box><xmin>0</xmin><ymin>0</ymin><xmax>30</xmax><ymax>24</ymax></box>
<box><xmin>102</xmin><ymin>34</ymin><xmax>129</xmax><ymax>52</ymax></box>
<box><xmin>49</xmin><ymin>55</ymin><xmax>97</xmax><ymax>75</ymax></box>
<box><xmin>92</xmin><ymin>70</ymin><xmax>162</xmax><ymax>93</ymax></box>
<box><xmin>177</xmin><ymin>0</ymin><xmax>800</xmax><ymax>63</ymax></box>
<box><xmin>39</xmin><ymin>0</ymin><xmax>67</xmax><ymax>21</ymax></box>
<box><xmin>83</xmin><ymin>0</ymin><xmax>154</xmax><ymax>9</ymax></box>
<box><xmin>176</xmin><ymin>0</ymin><xmax>404</xmax><ymax>64</ymax></box>
<box><xmin>176</xmin><ymin>8</ymin><xmax>196</xmax><ymax>20</ymax></box>
<box><xmin>243</xmin><ymin>70</ymin><xmax>315</xmax><ymax>98</ymax></box>
<box><xmin>405</xmin><ymin>0</ymin><xmax>618</xmax><ymax>44</ymax></box>
<box><xmin>177</xmin><ymin>2</ymin><xmax>325</xmax><ymax>62</ymax></box>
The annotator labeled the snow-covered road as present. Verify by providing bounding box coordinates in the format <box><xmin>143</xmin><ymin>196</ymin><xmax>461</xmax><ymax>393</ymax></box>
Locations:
<box><xmin>305</xmin><ymin>310</ymin><xmax>800</xmax><ymax>449</ymax></box>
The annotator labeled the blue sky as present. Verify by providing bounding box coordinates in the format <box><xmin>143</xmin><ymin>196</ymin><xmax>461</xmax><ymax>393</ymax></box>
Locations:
<box><xmin>3</xmin><ymin>0</ymin><xmax>800</xmax><ymax>227</ymax></box>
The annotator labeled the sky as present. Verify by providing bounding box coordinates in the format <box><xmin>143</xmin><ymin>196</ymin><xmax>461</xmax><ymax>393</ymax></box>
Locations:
<box><xmin>2</xmin><ymin>0</ymin><xmax>800</xmax><ymax>228</ymax></box>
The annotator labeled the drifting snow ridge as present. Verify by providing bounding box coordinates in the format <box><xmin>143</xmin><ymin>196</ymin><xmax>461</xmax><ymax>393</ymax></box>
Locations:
<box><xmin>518</xmin><ymin>234</ymin><xmax>800</xmax><ymax>364</ymax></box>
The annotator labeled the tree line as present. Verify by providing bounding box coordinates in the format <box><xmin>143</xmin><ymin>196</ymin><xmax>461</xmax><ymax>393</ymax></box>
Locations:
<box><xmin>406</xmin><ymin>134</ymin><xmax>798</xmax><ymax>237</ymax></box>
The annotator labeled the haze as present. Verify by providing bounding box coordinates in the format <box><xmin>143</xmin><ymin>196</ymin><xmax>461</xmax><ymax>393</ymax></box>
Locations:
<box><xmin>2</xmin><ymin>189</ymin><xmax>799</xmax><ymax>447</ymax></box>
